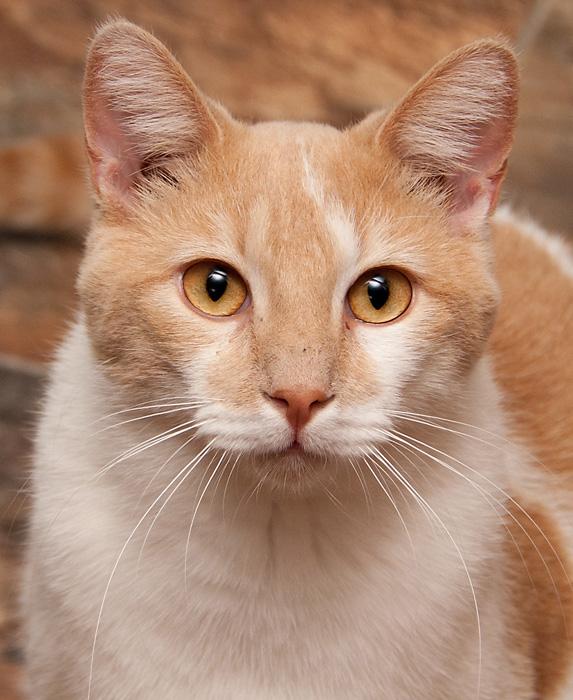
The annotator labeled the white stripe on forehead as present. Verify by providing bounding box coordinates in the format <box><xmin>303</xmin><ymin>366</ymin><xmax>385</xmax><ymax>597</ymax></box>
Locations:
<box><xmin>301</xmin><ymin>148</ymin><xmax>358</xmax><ymax>269</ymax></box>
<box><xmin>302</xmin><ymin>150</ymin><xmax>325</xmax><ymax>207</ymax></box>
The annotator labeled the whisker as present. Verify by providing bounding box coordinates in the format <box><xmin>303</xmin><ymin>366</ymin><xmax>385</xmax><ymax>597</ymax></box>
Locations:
<box><xmin>93</xmin><ymin>396</ymin><xmax>217</xmax><ymax>423</ymax></box>
<box><xmin>93</xmin><ymin>419</ymin><xmax>211</xmax><ymax>479</ymax></box>
<box><xmin>43</xmin><ymin>419</ymin><xmax>212</xmax><ymax>541</ymax></box>
<box><xmin>93</xmin><ymin>404</ymin><xmax>204</xmax><ymax>434</ymax></box>
<box><xmin>383</xmin><ymin>429</ymin><xmax>568</xmax><ymax>623</ymax></box>
<box><xmin>365</xmin><ymin>447</ymin><xmax>432</xmax><ymax>525</ymax></box>
<box><xmin>322</xmin><ymin>483</ymin><xmax>353</xmax><ymax>519</ymax></box>
<box><xmin>363</xmin><ymin>449</ymin><xmax>416</xmax><ymax>517</ymax></box>
<box><xmin>87</xmin><ymin>437</ymin><xmax>215</xmax><ymax>700</ymax></box>
<box><xmin>233</xmin><ymin>468</ymin><xmax>272</xmax><ymax>523</ymax></box>
<box><xmin>136</xmin><ymin>441</ymin><xmax>216</xmax><ymax>573</ymax></box>
<box><xmin>387</xmin><ymin>436</ymin><xmax>537</xmax><ymax>589</ymax></box>
<box><xmin>380</xmin><ymin>431</ymin><xmax>572</xmax><ymax>627</ymax></box>
<box><xmin>184</xmin><ymin>450</ymin><xmax>228</xmax><ymax>592</ymax></box>
<box><xmin>221</xmin><ymin>453</ymin><xmax>242</xmax><ymax>522</ymax></box>
<box><xmin>389</xmin><ymin>410</ymin><xmax>548</xmax><ymax>472</ymax></box>
<box><xmin>377</xmin><ymin>444</ymin><xmax>437</xmax><ymax>532</ymax></box>
<box><xmin>386</xmin><ymin>440</ymin><xmax>433</xmax><ymax>488</ymax></box>
<box><xmin>135</xmin><ymin>429</ymin><xmax>208</xmax><ymax>508</ymax></box>
<box><xmin>347</xmin><ymin>456</ymin><xmax>372</xmax><ymax>512</ymax></box>
<box><xmin>384</xmin><ymin>426</ymin><xmax>573</xmax><ymax>598</ymax></box>
<box><xmin>367</xmin><ymin>445</ymin><xmax>483</xmax><ymax>699</ymax></box>
<box><xmin>359</xmin><ymin>451</ymin><xmax>415</xmax><ymax>555</ymax></box>
<box><xmin>211</xmin><ymin>451</ymin><xmax>233</xmax><ymax>507</ymax></box>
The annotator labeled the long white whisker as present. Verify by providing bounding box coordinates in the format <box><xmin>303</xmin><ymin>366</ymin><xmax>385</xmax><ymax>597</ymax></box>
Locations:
<box><xmin>93</xmin><ymin>397</ymin><xmax>216</xmax><ymax>423</ymax></box>
<box><xmin>364</xmin><ymin>448</ymin><xmax>417</xmax><ymax>514</ymax></box>
<box><xmin>98</xmin><ymin>419</ymin><xmax>207</xmax><ymax>472</ymax></box>
<box><xmin>87</xmin><ymin>437</ymin><xmax>215</xmax><ymax>700</ymax></box>
<box><xmin>43</xmin><ymin>420</ymin><xmax>212</xmax><ymax>543</ymax></box>
<box><xmin>378</xmin><ymin>444</ymin><xmax>437</xmax><ymax>531</ymax></box>
<box><xmin>389</xmin><ymin>410</ymin><xmax>548</xmax><ymax>471</ymax></box>
<box><xmin>93</xmin><ymin>404</ymin><xmax>205</xmax><ymax>434</ymax></box>
<box><xmin>184</xmin><ymin>451</ymin><xmax>227</xmax><ymax>592</ymax></box>
<box><xmin>222</xmin><ymin>453</ymin><xmax>242</xmax><ymax>522</ymax></box>
<box><xmin>135</xmin><ymin>430</ymin><xmax>210</xmax><ymax>508</ymax></box>
<box><xmin>347</xmin><ymin>456</ymin><xmax>372</xmax><ymax>512</ymax></box>
<box><xmin>383</xmin><ymin>429</ymin><xmax>567</xmax><ymax>617</ymax></box>
<box><xmin>136</xmin><ymin>441</ymin><xmax>217</xmax><ymax>573</ymax></box>
<box><xmin>388</xmin><ymin>436</ymin><xmax>537</xmax><ymax>588</ymax></box>
<box><xmin>359</xmin><ymin>451</ymin><xmax>415</xmax><ymax>555</ymax></box>
<box><xmin>385</xmin><ymin>426</ymin><xmax>573</xmax><ymax>596</ymax></box>
<box><xmin>322</xmin><ymin>483</ymin><xmax>352</xmax><ymax>519</ymax></box>
<box><xmin>211</xmin><ymin>451</ymin><xmax>233</xmax><ymax>506</ymax></box>
<box><xmin>367</xmin><ymin>445</ymin><xmax>482</xmax><ymax>699</ymax></box>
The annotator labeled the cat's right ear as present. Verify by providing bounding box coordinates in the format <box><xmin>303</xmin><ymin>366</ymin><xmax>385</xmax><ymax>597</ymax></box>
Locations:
<box><xmin>357</xmin><ymin>40</ymin><xmax>518</xmax><ymax>233</ymax></box>
<box><xmin>83</xmin><ymin>20</ymin><xmax>225</xmax><ymax>208</ymax></box>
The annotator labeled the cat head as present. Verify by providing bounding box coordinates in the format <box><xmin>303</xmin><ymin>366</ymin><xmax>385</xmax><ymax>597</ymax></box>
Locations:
<box><xmin>79</xmin><ymin>20</ymin><xmax>518</xmax><ymax>490</ymax></box>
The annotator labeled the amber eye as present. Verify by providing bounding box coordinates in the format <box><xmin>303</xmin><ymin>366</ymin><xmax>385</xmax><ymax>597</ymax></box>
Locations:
<box><xmin>347</xmin><ymin>268</ymin><xmax>412</xmax><ymax>323</ymax></box>
<box><xmin>182</xmin><ymin>261</ymin><xmax>247</xmax><ymax>317</ymax></box>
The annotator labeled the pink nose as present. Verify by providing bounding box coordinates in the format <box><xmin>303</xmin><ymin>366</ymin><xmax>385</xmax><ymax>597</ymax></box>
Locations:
<box><xmin>267</xmin><ymin>389</ymin><xmax>332</xmax><ymax>433</ymax></box>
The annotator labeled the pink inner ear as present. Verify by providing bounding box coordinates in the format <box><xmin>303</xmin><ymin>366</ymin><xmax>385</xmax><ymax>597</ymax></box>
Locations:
<box><xmin>449</xmin><ymin>166</ymin><xmax>506</xmax><ymax>230</ymax></box>
<box><xmin>86</xmin><ymin>96</ymin><xmax>142</xmax><ymax>202</ymax></box>
<box><xmin>448</xmin><ymin>117</ymin><xmax>512</xmax><ymax>228</ymax></box>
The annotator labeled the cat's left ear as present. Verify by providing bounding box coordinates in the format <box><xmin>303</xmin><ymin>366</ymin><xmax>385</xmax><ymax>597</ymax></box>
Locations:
<box><xmin>83</xmin><ymin>19</ymin><xmax>227</xmax><ymax>208</ymax></box>
<box><xmin>371</xmin><ymin>40</ymin><xmax>519</xmax><ymax>231</ymax></box>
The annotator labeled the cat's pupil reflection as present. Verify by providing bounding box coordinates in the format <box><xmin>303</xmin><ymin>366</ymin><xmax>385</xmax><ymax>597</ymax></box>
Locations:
<box><xmin>367</xmin><ymin>276</ymin><xmax>390</xmax><ymax>309</ymax></box>
<box><xmin>206</xmin><ymin>268</ymin><xmax>228</xmax><ymax>302</ymax></box>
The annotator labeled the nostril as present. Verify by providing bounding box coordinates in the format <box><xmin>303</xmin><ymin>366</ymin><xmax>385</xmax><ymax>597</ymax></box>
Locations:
<box><xmin>310</xmin><ymin>395</ymin><xmax>334</xmax><ymax>411</ymax></box>
<box><xmin>263</xmin><ymin>391</ymin><xmax>289</xmax><ymax>410</ymax></box>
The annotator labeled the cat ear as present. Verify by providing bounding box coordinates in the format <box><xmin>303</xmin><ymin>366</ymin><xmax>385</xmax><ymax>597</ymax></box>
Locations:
<box><xmin>377</xmin><ymin>41</ymin><xmax>519</xmax><ymax>230</ymax></box>
<box><xmin>83</xmin><ymin>20</ymin><xmax>223</xmax><ymax>207</ymax></box>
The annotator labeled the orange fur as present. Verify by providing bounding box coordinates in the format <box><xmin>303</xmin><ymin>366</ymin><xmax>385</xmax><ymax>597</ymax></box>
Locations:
<box><xmin>506</xmin><ymin>498</ymin><xmax>573</xmax><ymax>698</ymax></box>
<box><xmin>490</xmin><ymin>216</ymin><xmax>573</xmax><ymax>477</ymax></box>
<box><xmin>489</xmin><ymin>215</ymin><xmax>573</xmax><ymax>697</ymax></box>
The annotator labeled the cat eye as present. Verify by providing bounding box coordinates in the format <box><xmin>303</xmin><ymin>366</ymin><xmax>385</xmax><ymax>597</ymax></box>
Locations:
<box><xmin>182</xmin><ymin>261</ymin><xmax>248</xmax><ymax>317</ymax></box>
<box><xmin>347</xmin><ymin>268</ymin><xmax>412</xmax><ymax>324</ymax></box>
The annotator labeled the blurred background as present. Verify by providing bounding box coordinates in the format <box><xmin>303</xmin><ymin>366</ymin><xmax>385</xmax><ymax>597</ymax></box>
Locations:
<box><xmin>0</xmin><ymin>0</ymin><xmax>571</xmax><ymax>697</ymax></box>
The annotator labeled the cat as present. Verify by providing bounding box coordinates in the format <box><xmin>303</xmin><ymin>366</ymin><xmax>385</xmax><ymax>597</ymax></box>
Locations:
<box><xmin>22</xmin><ymin>18</ymin><xmax>573</xmax><ymax>700</ymax></box>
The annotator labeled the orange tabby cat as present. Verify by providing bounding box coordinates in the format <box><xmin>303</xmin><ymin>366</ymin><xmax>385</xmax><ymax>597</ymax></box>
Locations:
<box><xmin>22</xmin><ymin>19</ymin><xmax>573</xmax><ymax>700</ymax></box>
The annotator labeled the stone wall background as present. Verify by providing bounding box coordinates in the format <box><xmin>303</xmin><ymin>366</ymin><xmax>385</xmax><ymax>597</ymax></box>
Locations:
<box><xmin>0</xmin><ymin>1</ymin><xmax>571</xmax><ymax>696</ymax></box>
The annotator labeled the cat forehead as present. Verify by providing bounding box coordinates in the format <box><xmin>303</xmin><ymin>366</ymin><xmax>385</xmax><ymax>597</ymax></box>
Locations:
<box><xmin>235</xmin><ymin>120</ymin><xmax>350</xmax><ymax>206</ymax></box>
<box><xmin>191</xmin><ymin>121</ymin><xmax>425</xmax><ymax>272</ymax></box>
<box><xmin>240</xmin><ymin>123</ymin><xmax>359</xmax><ymax>270</ymax></box>
<box><xmin>138</xmin><ymin>118</ymin><xmax>436</xmax><ymax>286</ymax></box>
<box><xmin>160</xmin><ymin>122</ymin><xmax>357</xmax><ymax>266</ymax></box>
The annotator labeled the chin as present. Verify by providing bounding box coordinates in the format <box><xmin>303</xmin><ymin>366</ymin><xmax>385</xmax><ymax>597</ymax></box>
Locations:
<box><xmin>246</xmin><ymin>444</ymin><xmax>335</xmax><ymax>495</ymax></box>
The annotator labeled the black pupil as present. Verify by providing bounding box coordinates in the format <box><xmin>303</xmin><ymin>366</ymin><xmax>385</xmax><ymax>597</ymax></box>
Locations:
<box><xmin>206</xmin><ymin>268</ymin><xmax>228</xmax><ymax>302</ymax></box>
<box><xmin>367</xmin><ymin>275</ymin><xmax>390</xmax><ymax>310</ymax></box>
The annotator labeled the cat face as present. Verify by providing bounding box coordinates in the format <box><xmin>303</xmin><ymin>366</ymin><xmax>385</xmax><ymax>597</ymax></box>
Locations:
<box><xmin>79</xmin><ymin>21</ymin><xmax>517</xmax><ymax>487</ymax></box>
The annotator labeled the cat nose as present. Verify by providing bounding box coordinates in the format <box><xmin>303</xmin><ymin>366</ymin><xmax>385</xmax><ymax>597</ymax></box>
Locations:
<box><xmin>266</xmin><ymin>389</ymin><xmax>333</xmax><ymax>433</ymax></box>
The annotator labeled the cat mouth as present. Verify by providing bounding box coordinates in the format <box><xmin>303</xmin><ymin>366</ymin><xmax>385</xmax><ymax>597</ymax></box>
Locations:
<box><xmin>288</xmin><ymin>439</ymin><xmax>303</xmax><ymax>452</ymax></box>
<box><xmin>271</xmin><ymin>438</ymin><xmax>309</xmax><ymax>458</ymax></box>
